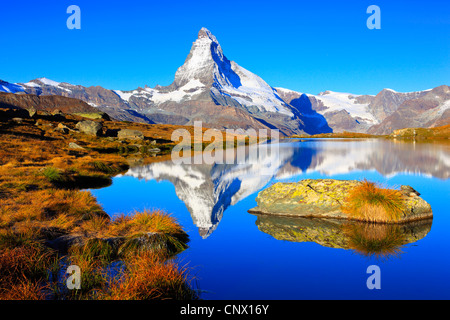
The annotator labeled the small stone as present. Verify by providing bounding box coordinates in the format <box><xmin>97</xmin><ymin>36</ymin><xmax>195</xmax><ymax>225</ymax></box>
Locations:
<box><xmin>68</xmin><ymin>142</ymin><xmax>85</xmax><ymax>150</ymax></box>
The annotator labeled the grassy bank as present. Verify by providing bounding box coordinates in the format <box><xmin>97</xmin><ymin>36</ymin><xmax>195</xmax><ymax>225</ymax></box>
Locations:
<box><xmin>0</xmin><ymin>113</ymin><xmax>200</xmax><ymax>300</ymax></box>
<box><xmin>388</xmin><ymin>124</ymin><xmax>450</xmax><ymax>140</ymax></box>
<box><xmin>290</xmin><ymin>124</ymin><xmax>450</xmax><ymax>140</ymax></box>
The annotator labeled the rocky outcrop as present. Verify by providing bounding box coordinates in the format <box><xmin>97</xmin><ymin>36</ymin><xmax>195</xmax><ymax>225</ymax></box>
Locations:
<box><xmin>68</xmin><ymin>142</ymin><xmax>85</xmax><ymax>150</ymax></box>
<box><xmin>249</xmin><ymin>179</ymin><xmax>433</xmax><ymax>223</ymax></box>
<box><xmin>75</xmin><ymin>120</ymin><xmax>103</xmax><ymax>136</ymax></box>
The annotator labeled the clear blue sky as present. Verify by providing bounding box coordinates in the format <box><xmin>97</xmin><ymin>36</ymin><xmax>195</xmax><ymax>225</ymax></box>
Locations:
<box><xmin>0</xmin><ymin>0</ymin><xmax>448</xmax><ymax>95</ymax></box>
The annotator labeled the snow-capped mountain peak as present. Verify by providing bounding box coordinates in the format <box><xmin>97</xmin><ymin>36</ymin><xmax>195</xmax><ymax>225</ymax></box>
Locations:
<box><xmin>174</xmin><ymin>28</ymin><xmax>223</xmax><ymax>88</ymax></box>
<box><xmin>172</xmin><ymin>28</ymin><xmax>295</xmax><ymax>117</ymax></box>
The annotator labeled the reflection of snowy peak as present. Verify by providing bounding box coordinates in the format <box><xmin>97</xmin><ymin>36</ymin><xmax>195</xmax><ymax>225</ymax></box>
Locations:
<box><xmin>126</xmin><ymin>163</ymin><xmax>218</xmax><ymax>238</ymax></box>
<box><xmin>125</xmin><ymin>139</ymin><xmax>449</xmax><ymax>237</ymax></box>
<box><xmin>125</xmin><ymin>144</ymin><xmax>296</xmax><ymax>238</ymax></box>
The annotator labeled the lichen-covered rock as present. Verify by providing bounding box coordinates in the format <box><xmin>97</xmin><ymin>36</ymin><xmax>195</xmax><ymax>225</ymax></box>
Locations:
<box><xmin>75</xmin><ymin>120</ymin><xmax>103</xmax><ymax>136</ymax></box>
<box><xmin>68</xmin><ymin>142</ymin><xmax>85</xmax><ymax>150</ymax></box>
<box><xmin>249</xmin><ymin>179</ymin><xmax>432</xmax><ymax>223</ymax></box>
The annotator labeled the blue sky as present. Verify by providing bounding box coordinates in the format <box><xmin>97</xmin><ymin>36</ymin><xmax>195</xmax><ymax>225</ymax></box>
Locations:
<box><xmin>0</xmin><ymin>0</ymin><xmax>448</xmax><ymax>95</ymax></box>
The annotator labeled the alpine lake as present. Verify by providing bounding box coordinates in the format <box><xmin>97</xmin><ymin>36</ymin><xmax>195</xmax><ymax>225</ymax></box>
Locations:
<box><xmin>90</xmin><ymin>138</ymin><xmax>450</xmax><ymax>299</ymax></box>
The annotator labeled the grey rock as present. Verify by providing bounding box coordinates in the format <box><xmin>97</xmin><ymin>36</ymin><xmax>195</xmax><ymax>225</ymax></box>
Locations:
<box><xmin>45</xmin><ymin>235</ymin><xmax>85</xmax><ymax>255</ymax></box>
<box><xmin>249</xmin><ymin>179</ymin><xmax>433</xmax><ymax>223</ymax></box>
<box><xmin>75</xmin><ymin>120</ymin><xmax>102</xmax><ymax>136</ymax></box>
<box><xmin>68</xmin><ymin>142</ymin><xmax>85</xmax><ymax>150</ymax></box>
<box><xmin>117</xmin><ymin>128</ymin><xmax>144</xmax><ymax>140</ymax></box>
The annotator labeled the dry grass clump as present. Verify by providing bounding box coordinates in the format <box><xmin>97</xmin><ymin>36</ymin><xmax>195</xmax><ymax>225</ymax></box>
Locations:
<box><xmin>0</xmin><ymin>188</ymin><xmax>105</xmax><ymax>233</ymax></box>
<box><xmin>56</xmin><ymin>211</ymin><xmax>193</xmax><ymax>300</ymax></box>
<box><xmin>99</xmin><ymin>252</ymin><xmax>197</xmax><ymax>300</ymax></box>
<box><xmin>109</xmin><ymin>210</ymin><xmax>184</xmax><ymax>236</ymax></box>
<box><xmin>0</xmin><ymin>241</ymin><xmax>58</xmax><ymax>300</ymax></box>
<box><xmin>342</xmin><ymin>180</ymin><xmax>405</xmax><ymax>223</ymax></box>
<box><xmin>0</xmin><ymin>208</ymin><xmax>194</xmax><ymax>300</ymax></box>
<box><xmin>73</xmin><ymin>210</ymin><xmax>185</xmax><ymax>239</ymax></box>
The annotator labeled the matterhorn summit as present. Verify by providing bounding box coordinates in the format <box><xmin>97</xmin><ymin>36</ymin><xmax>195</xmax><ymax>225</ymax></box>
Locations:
<box><xmin>174</xmin><ymin>27</ymin><xmax>296</xmax><ymax>118</ymax></box>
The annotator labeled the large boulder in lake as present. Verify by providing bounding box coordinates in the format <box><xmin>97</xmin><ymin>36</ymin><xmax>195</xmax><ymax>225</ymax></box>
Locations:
<box><xmin>249</xmin><ymin>179</ymin><xmax>432</xmax><ymax>223</ymax></box>
<box><xmin>75</xmin><ymin>120</ymin><xmax>103</xmax><ymax>136</ymax></box>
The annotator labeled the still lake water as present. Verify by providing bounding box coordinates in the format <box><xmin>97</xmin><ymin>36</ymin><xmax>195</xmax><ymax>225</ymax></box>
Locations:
<box><xmin>91</xmin><ymin>139</ymin><xmax>450</xmax><ymax>300</ymax></box>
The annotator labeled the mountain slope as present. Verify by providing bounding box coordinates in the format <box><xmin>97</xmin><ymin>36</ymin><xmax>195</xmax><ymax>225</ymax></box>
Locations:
<box><xmin>368</xmin><ymin>86</ymin><xmax>450</xmax><ymax>134</ymax></box>
<box><xmin>0</xmin><ymin>91</ymin><xmax>104</xmax><ymax>116</ymax></box>
<box><xmin>277</xmin><ymin>86</ymin><xmax>450</xmax><ymax>134</ymax></box>
<box><xmin>1</xmin><ymin>28</ymin><xmax>310</xmax><ymax>135</ymax></box>
<box><xmin>111</xmin><ymin>28</ymin><xmax>307</xmax><ymax>135</ymax></box>
<box><xmin>276</xmin><ymin>88</ymin><xmax>378</xmax><ymax>133</ymax></box>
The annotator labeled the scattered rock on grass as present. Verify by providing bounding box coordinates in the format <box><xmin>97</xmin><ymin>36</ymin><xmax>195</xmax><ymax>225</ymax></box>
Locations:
<box><xmin>117</xmin><ymin>129</ymin><xmax>144</xmax><ymax>140</ymax></box>
<box><xmin>75</xmin><ymin>120</ymin><xmax>103</xmax><ymax>136</ymax></box>
<box><xmin>68</xmin><ymin>142</ymin><xmax>85</xmax><ymax>150</ymax></box>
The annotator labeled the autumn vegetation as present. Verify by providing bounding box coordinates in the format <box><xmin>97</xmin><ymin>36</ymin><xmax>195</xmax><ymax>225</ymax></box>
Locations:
<box><xmin>0</xmin><ymin>111</ymin><xmax>199</xmax><ymax>300</ymax></box>
<box><xmin>342</xmin><ymin>180</ymin><xmax>405</xmax><ymax>223</ymax></box>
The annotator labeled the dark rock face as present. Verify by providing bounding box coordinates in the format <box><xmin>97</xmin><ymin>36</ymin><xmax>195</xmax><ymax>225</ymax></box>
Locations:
<box><xmin>367</xmin><ymin>89</ymin><xmax>427</xmax><ymax>122</ymax></box>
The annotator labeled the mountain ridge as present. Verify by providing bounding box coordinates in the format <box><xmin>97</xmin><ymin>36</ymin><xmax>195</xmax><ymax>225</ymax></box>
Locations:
<box><xmin>1</xmin><ymin>28</ymin><xmax>448</xmax><ymax>135</ymax></box>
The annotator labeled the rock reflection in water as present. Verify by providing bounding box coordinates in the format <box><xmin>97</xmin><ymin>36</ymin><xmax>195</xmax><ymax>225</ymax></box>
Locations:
<box><xmin>253</xmin><ymin>213</ymin><xmax>432</xmax><ymax>259</ymax></box>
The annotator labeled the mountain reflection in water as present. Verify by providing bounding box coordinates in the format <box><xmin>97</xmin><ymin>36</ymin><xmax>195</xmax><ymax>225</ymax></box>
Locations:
<box><xmin>124</xmin><ymin>139</ymin><xmax>449</xmax><ymax>238</ymax></box>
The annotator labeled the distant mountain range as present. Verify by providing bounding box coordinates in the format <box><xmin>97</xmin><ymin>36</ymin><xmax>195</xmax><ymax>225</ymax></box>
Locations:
<box><xmin>1</xmin><ymin>27</ymin><xmax>448</xmax><ymax>135</ymax></box>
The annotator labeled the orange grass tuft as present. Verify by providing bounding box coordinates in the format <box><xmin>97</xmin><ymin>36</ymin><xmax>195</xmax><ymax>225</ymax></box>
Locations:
<box><xmin>100</xmin><ymin>252</ymin><xmax>197</xmax><ymax>300</ymax></box>
<box><xmin>342</xmin><ymin>180</ymin><xmax>405</xmax><ymax>222</ymax></box>
<box><xmin>105</xmin><ymin>210</ymin><xmax>184</xmax><ymax>237</ymax></box>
